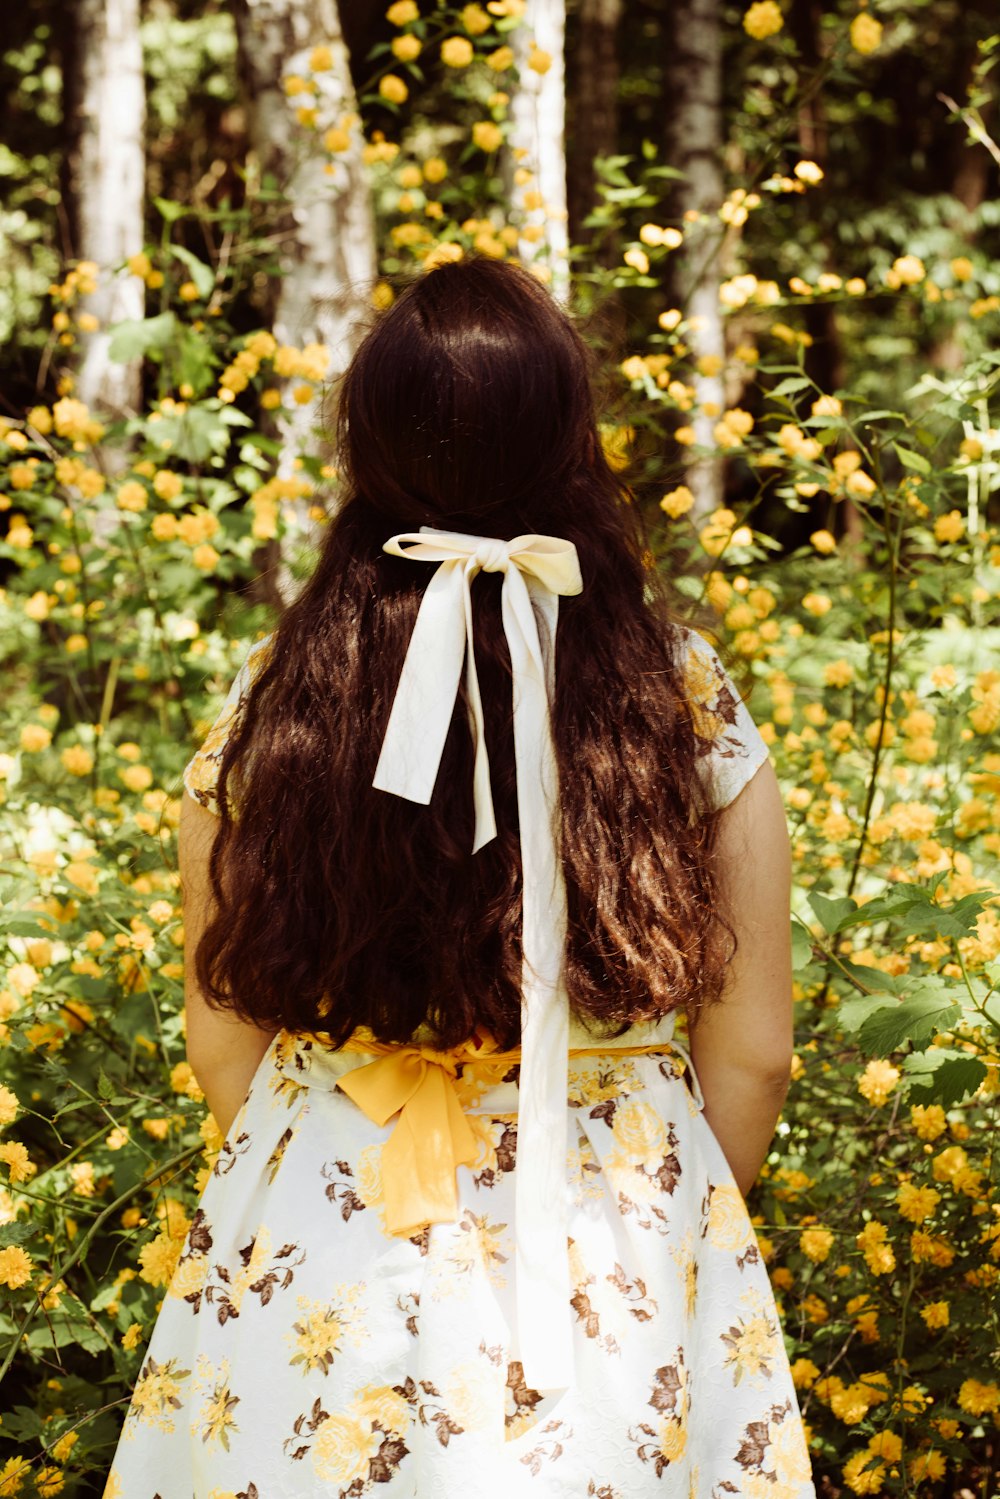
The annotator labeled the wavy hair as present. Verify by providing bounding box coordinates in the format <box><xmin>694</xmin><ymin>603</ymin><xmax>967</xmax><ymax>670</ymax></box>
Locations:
<box><xmin>195</xmin><ymin>256</ymin><xmax>735</xmax><ymax>1049</ymax></box>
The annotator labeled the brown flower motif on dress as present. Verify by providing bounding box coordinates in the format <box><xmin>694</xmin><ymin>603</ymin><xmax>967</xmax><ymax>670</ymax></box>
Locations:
<box><xmin>321</xmin><ymin>1159</ymin><xmax>367</xmax><ymax>1221</ymax></box>
<box><xmin>518</xmin><ymin>1418</ymin><xmax>572</xmax><ymax>1475</ymax></box>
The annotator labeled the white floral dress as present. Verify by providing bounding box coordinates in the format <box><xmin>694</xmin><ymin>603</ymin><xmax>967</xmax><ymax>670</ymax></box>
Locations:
<box><xmin>105</xmin><ymin>628</ymin><xmax>815</xmax><ymax>1499</ymax></box>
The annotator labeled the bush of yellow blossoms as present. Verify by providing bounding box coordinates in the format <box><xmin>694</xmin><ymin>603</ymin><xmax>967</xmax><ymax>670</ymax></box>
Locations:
<box><xmin>0</xmin><ymin>4</ymin><xmax>998</xmax><ymax>1495</ymax></box>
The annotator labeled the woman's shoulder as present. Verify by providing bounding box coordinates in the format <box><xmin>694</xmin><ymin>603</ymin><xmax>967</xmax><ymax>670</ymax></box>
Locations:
<box><xmin>672</xmin><ymin>624</ymin><xmax>772</xmax><ymax>814</ymax></box>
<box><xmin>182</xmin><ymin>634</ymin><xmax>275</xmax><ymax>816</ymax></box>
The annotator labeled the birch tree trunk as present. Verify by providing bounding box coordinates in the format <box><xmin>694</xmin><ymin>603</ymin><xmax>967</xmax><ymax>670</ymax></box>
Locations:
<box><xmin>664</xmin><ymin>0</ymin><xmax>725</xmax><ymax>519</ymax></box>
<box><xmin>67</xmin><ymin>0</ymin><xmax>146</xmax><ymax>416</ymax></box>
<box><xmin>232</xmin><ymin>0</ymin><xmax>376</xmax><ymax>489</ymax></box>
<box><xmin>508</xmin><ymin>0</ymin><xmax>570</xmax><ymax>303</ymax></box>
<box><xmin>566</xmin><ymin>0</ymin><xmax>622</xmax><ymax>248</ymax></box>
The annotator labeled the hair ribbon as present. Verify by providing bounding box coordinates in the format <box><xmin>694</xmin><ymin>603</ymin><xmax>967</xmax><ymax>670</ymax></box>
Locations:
<box><xmin>371</xmin><ymin>525</ymin><xmax>583</xmax><ymax>1394</ymax></box>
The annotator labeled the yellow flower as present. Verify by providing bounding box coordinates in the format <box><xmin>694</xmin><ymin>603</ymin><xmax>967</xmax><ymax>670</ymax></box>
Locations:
<box><xmin>850</xmin><ymin>12</ymin><xmax>883</xmax><ymax>54</ymax></box>
<box><xmin>60</xmin><ymin>745</ymin><xmax>94</xmax><ymax>777</ymax></box>
<box><xmin>472</xmin><ymin>120</ymin><xmax>503</xmax><ymax>153</ymax></box>
<box><xmin>192</xmin><ymin>543</ymin><xmax>220</xmax><ymax>571</ymax></box>
<box><xmin>441</xmin><ymin>35</ymin><xmax>474</xmax><ymax>67</ymax></box>
<box><xmin>0</xmin><ymin>1086</ymin><xmax>18</xmax><ymax>1127</ymax></box>
<box><xmin>910</xmin><ymin>1103</ymin><xmax>947</xmax><ymax>1140</ymax></box>
<box><xmin>391</xmin><ymin>34</ymin><xmax>421</xmax><ymax>61</ymax></box>
<box><xmin>950</xmin><ymin>255</ymin><xmax>974</xmax><ymax>282</ymax></box>
<box><xmin>138</xmin><ymin>1229</ymin><xmax>183</xmax><ymax>1288</ymax></box>
<box><xmin>379</xmin><ymin>74</ymin><xmax>409</xmax><ymax>104</ymax></box>
<box><xmin>910</xmin><ymin>1229</ymin><xmax>954</xmax><ymax>1267</ymax></box>
<box><xmin>623</xmin><ymin>247</ymin><xmax>650</xmax><ymax>274</ymax></box>
<box><xmin>0</xmin><ymin>1245</ymin><xmax>32</xmax><ymax>1288</ymax></box>
<box><xmin>0</xmin><ymin>1142</ymin><xmax>36</xmax><ymax>1183</ymax></box>
<box><xmin>896</xmin><ymin>1181</ymin><xmax>940</xmax><ymax>1223</ymax></box>
<box><xmin>309</xmin><ymin>44</ymin><xmax>333</xmax><ymax>70</ymax></box>
<box><xmin>114</xmin><ymin>479</ymin><xmax>148</xmax><ymax>512</ymax></box>
<box><xmin>52</xmin><ymin>396</ymin><xmax>104</xmax><ymax>444</ymax></box>
<box><xmin>934</xmin><ymin>509</ymin><xmax>965</xmax><ymax>543</ymax></box>
<box><xmin>121</xmin><ymin>1322</ymin><xmax>144</xmax><ymax>1350</ymax></box>
<box><xmin>856</xmin><ymin>1220</ymin><xmax>895</xmax><ymax>1275</ymax></box>
<box><xmin>799</xmin><ymin>1227</ymin><xmax>834</xmax><ymax>1263</ymax></box>
<box><xmin>486</xmin><ymin>44</ymin><xmax>513</xmax><ymax>69</ymax></box>
<box><xmin>888</xmin><ymin>253</ymin><xmax>925</xmax><ymax>287</ymax></box>
<box><xmin>957</xmin><ymin>1378</ymin><xmax>1000</xmax><ymax>1417</ymax></box>
<box><xmin>920</xmin><ymin>1300</ymin><xmax>949</xmax><ymax>1329</ymax></box>
<box><xmin>857</xmin><ymin>1059</ymin><xmax>899</xmax><ymax>1106</ymax></box>
<box><xmin>0</xmin><ymin>1457</ymin><xmax>33</xmax><ymax>1495</ymax></box>
<box><xmin>743</xmin><ymin>0</ymin><xmax>783</xmax><ymax>39</ymax></box>
<box><xmin>20</xmin><ymin>723</ymin><xmax>52</xmax><ymax>752</ymax></box>
<box><xmin>461</xmin><ymin>3</ymin><xmax>492</xmax><ymax>34</ymax></box>
<box><xmin>386</xmin><ymin>0</ymin><xmax>418</xmax><ymax>22</ymax></box>
<box><xmin>152</xmin><ymin>470</ymin><xmax>182</xmax><ymax>501</ymax></box>
<box><xmin>64</xmin><ymin>860</ymin><xmax>99</xmax><ymax>894</ymax></box>
<box><xmin>791</xmin><ymin>1358</ymin><xmax>820</xmax><ymax>1389</ymax></box>
<box><xmin>528</xmin><ymin>45</ymin><xmax>552</xmax><ymax>73</ymax></box>
<box><xmin>120</xmin><ymin>764</ymin><xmax>154</xmax><ymax>793</ymax></box>
<box><xmin>794</xmin><ymin>160</ymin><xmax>824</xmax><ymax>185</ymax></box>
<box><xmin>810</xmin><ymin>529</ymin><xmax>837</xmax><ymax>554</ymax></box>
<box><xmin>660</xmin><ymin>486</ymin><xmax>695</xmax><ymax>519</ymax></box>
<box><xmin>35</xmin><ymin>1467</ymin><xmax>65</xmax><ymax>1498</ymax></box>
<box><xmin>823</xmin><ymin>659</ymin><xmax>854</xmax><ymax>688</ymax></box>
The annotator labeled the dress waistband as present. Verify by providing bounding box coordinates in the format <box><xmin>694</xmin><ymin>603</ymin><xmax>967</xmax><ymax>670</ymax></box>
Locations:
<box><xmin>274</xmin><ymin>1025</ymin><xmax>703</xmax><ymax>1247</ymax></box>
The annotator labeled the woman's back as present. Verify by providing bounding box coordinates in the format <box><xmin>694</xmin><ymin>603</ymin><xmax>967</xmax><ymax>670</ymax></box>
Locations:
<box><xmin>105</xmin><ymin>257</ymin><xmax>814</xmax><ymax>1498</ymax></box>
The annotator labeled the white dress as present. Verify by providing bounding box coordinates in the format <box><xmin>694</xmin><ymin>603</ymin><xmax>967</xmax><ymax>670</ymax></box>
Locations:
<box><xmin>104</xmin><ymin>625</ymin><xmax>815</xmax><ymax>1499</ymax></box>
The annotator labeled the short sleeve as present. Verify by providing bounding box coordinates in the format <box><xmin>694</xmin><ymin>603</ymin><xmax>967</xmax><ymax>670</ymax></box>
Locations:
<box><xmin>182</xmin><ymin>636</ymin><xmax>274</xmax><ymax>816</ymax></box>
<box><xmin>679</xmin><ymin>627</ymin><xmax>771</xmax><ymax>814</ymax></box>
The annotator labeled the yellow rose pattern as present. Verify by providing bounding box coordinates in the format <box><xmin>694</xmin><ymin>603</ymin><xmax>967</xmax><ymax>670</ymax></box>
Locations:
<box><xmin>104</xmin><ymin>627</ymin><xmax>812</xmax><ymax>1496</ymax></box>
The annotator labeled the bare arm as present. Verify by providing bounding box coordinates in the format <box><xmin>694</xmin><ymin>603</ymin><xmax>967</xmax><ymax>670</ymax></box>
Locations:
<box><xmin>688</xmin><ymin>758</ymin><xmax>794</xmax><ymax>1197</ymax></box>
<box><xmin>179</xmin><ymin>791</ymin><xmax>279</xmax><ymax>1137</ymax></box>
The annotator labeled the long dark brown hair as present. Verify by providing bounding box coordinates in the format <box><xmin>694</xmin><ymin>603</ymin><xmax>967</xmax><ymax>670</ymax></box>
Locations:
<box><xmin>196</xmin><ymin>256</ymin><xmax>735</xmax><ymax>1049</ymax></box>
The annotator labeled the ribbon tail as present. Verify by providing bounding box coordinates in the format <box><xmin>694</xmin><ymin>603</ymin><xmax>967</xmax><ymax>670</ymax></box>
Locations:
<box><xmin>373</xmin><ymin>562</ymin><xmax>468</xmax><ymax>807</ymax></box>
<box><xmin>501</xmin><ymin>567</ymin><xmax>574</xmax><ymax>1394</ymax></box>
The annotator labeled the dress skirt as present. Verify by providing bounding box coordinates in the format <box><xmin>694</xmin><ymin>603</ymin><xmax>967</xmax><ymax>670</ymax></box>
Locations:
<box><xmin>104</xmin><ymin>1027</ymin><xmax>815</xmax><ymax>1499</ymax></box>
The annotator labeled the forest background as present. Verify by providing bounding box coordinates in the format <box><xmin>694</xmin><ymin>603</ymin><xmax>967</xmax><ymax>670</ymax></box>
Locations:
<box><xmin>0</xmin><ymin>0</ymin><xmax>999</xmax><ymax>1494</ymax></box>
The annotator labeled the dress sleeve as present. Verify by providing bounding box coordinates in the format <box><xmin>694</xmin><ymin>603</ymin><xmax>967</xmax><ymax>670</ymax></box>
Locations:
<box><xmin>679</xmin><ymin>627</ymin><xmax>771</xmax><ymax>815</ymax></box>
<box><xmin>182</xmin><ymin>636</ymin><xmax>274</xmax><ymax>816</ymax></box>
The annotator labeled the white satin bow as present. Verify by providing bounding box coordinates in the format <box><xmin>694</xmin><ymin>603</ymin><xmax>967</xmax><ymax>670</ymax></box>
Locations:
<box><xmin>372</xmin><ymin>525</ymin><xmax>583</xmax><ymax>1393</ymax></box>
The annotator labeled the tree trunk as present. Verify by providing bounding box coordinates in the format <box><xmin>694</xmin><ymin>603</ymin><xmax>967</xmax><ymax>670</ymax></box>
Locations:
<box><xmin>66</xmin><ymin>0</ymin><xmax>146</xmax><ymax>416</ymax></box>
<box><xmin>232</xmin><ymin>0</ymin><xmax>377</xmax><ymax>593</ymax></box>
<box><xmin>566</xmin><ymin>0</ymin><xmax>622</xmax><ymax>250</ymax></box>
<box><xmin>663</xmin><ymin>0</ymin><xmax>724</xmax><ymax>520</ymax></box>
<box><xmin>508</xmin><ymin>0</ymin><xmax>570</xmax><ymax>303</ymax></box>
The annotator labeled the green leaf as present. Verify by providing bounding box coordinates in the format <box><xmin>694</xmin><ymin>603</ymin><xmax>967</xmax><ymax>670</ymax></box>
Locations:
<box><xmin>769</xmin><ymin>376</ymin><xmax>814</xmax><ymax>400</ymax></box>
<box><xmin>856</xmin><ymin>987</ymin><xmax>961</xmax><ymax>1055</ymax></box>
<box><xmin>108</xmin><ymin>312</ymin><xmax>177</xmax><ymax>364</ymax></box>
<box><xmin>893</xmin><ymin>442</ymin><xmax>931</xmax><ymax>475</ymax></box>
<box><xmin>808</xmin><ymin>891</ymin><xmax>858</xmax><ymax>933</ymax></box>
<box><xmin>96</xmin><ymin>1067</ymin><xmax>116</xmax><ymax>1101</ymax></box>
<box><xmin>154</xmin><ymin>196</ymin><xmax>188</xmax><ymax>223</ymax></box>
<box><xmin>790</xmin><ymin>916</ymin><xmax>814</xmax><ymax>970</ymax></box>
<box><xmin>903</xmin><ymin>1050</ymin><xmax>988</xmax><ymax>1107</ymax></box>
<box><xmin>168</xmin><ymin>244</ymin><xmax>215</xmax><ymax>299</ymax></box>
<box><xmin>0</xmin><ymin>1222</ymin><xmax>39</xmax><ymax>1249</ymax></box>
<box><xmin>838</xmin><ymin>993</ymin><xmax>897</xmax><ymax>1035</ymax></box>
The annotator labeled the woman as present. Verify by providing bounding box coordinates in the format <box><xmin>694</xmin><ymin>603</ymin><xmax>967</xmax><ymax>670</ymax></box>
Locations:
<box><xmin>106</xmin><ymin>256</ymin><xmax>814</xmax><ymax>1498</ymax></box>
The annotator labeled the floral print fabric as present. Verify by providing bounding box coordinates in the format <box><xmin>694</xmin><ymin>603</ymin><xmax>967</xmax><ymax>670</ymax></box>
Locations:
<box><xmin>105</xmin><ymin>1033</ymin><xmax>814</xmax><ymax>1497</ymax></box>
<box><xmin>108</xmin><ymin>623</ymin><xmax>814</xmax><ymax>1496</ymax></box>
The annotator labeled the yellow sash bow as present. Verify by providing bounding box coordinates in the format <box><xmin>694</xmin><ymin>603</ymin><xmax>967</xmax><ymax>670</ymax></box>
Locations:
<box><xmin>338</xmin><ymin>1045</ymin><xmax>480</xmax><ymax>1238</ymax></box>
